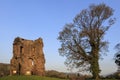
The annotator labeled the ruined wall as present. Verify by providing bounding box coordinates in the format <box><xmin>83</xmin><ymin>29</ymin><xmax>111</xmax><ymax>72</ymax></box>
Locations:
<box><xmin>10</xmin><ymin>37</ymin><xmax>45</xmax><ymax>76</ymax></box>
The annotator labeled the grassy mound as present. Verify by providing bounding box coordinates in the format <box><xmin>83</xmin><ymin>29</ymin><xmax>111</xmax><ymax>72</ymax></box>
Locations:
<box><xmin>0</xmin><ymin>75</ymin><xmax>67</xmax><ymax>80</ymax></box>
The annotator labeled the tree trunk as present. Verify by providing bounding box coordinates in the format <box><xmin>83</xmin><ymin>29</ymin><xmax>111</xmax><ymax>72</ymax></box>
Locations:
<box><xmin>91</xmin><ymin>49</ymin><xmax>100</xmax><ymax>80</ymax></box>
<box><xmin>91</xmin><ymin>59</ymin><xmax>100</xmax><ymax>80</ymax></box>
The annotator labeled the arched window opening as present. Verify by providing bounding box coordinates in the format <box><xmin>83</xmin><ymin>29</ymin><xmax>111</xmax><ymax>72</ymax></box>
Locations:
<box><xmin>20</xmin><ymin>46</ymin><xmax>23</xmax><ymax>54</ymax></box>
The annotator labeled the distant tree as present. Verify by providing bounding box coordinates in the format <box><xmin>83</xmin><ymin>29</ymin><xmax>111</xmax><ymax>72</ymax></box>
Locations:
<box><xmin>58</xmin><ymin>3</ymin><xmax>115</xmax><ymax>80</ymax></box>
<box><xmin>114</xmin><ymin>43</ymin><xmax>120</xmax><ymax>71</ymax></box>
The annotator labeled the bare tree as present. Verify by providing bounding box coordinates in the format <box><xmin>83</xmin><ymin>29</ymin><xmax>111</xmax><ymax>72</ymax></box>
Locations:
<box><xmin>58</xmin><ymin>3</ymin><xmax>115</xmax><ymax>80</ymax></box>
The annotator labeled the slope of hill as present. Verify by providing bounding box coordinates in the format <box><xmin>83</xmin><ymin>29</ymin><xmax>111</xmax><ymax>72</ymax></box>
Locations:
<box><xmin>0</xmin><ymin>63</ymin><xmax>10</xmax><ymax>76</ymax></box>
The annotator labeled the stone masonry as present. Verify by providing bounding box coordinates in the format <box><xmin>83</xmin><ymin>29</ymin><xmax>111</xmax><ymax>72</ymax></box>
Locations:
<box><xmin>10</xmin><ymin>37</ymin><xmax>45</xmax><ymax>76</ymax></box>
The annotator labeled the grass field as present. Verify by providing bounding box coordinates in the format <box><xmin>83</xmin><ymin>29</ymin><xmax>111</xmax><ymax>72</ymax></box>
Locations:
<box><xmin>0</xmin><ymin>76</ymin><xmax>119</xmax><ymax>80</ymax></box>
<box><xmin>0</xmin><ymin>75</ymin><xmax>68</xmax><ymax>80</ymax></box>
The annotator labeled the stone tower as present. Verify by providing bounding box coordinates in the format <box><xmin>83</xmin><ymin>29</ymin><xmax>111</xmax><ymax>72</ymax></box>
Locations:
<box><xmin>10</xmin><ymin>37</ymin><xmax>45</xmax><ymax>76</ymax></box>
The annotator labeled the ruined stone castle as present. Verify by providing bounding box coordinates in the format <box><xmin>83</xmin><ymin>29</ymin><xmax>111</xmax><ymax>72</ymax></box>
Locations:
<box><xmin>10</xmin><ymin>37</ymin><xmax>45</xmax><ymax>76</ymax></box>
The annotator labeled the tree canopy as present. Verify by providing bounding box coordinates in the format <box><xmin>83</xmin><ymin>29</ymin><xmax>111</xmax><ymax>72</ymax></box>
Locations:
<box><xmin>114</xmin><ymin>43</ymin><xmax>120</xmax><ymax>71</ymax></box>
<box><xmin>58</xmin><ymin>3</ymin><xmax>115</xmax><ymax>79</ymax></box>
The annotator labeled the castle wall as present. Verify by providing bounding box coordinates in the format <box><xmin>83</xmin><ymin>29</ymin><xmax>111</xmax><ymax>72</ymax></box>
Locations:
<box><xmin>10</xmin><ymin>37</ymin><xmax>45</xmax><ymax>76</ymax></box>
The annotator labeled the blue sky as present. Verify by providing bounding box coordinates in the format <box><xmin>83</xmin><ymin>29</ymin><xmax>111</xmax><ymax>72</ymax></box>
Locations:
<box><xmin>0</xmin><ymin>0</ymin><xmax>120</xmax><ymax>75</ymax></box>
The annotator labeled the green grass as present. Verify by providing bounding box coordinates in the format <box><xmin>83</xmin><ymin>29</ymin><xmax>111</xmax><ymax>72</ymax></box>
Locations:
<box><xmin>87</xmin><ymin>79</ymin><xmax>118</xmax><ymax>80</ymax></box>
<box><xmin>0</xmin><ymin>76</ymin><xmax>118</xmax><ymax>80</ymax></box>
<box><xmin>0</xmin><ymin>75</ymin><xmax>67</xmax><ymax>80</ymax></box>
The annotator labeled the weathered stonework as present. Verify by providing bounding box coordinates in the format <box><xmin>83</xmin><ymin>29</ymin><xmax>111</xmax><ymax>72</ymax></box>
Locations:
<box><xmin>10</xmin><ymin>37</ymin><xmax>45</xmax><ymax>76</ymax></box>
